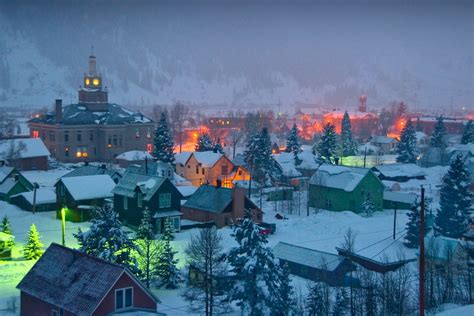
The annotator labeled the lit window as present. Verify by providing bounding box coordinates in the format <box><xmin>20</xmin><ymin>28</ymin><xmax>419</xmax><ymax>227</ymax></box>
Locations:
<box><xmin>85</xmin><ymin>78</ymin><xmax>90</xmax><ymax>85</ymax></box>
<box><xmin>75</xmin><ymin>146</ymin><xmax>88</xmax><ymax>158</ymax></box>
<box><xmin>93</xmin><ymin>78</ymin><xmax>100</xmax><ymax>86</ymax></box>
<box><xmin>115</xmin><ymin>287</ymin><xmax>133</xmax><ymax>310</ymax></box>
<box><xmin>159</xmin><ymin>193</ymin><xmax>171</xmax><ymax>208</ymax></box>
<box><xmin>32</xmin><ymin>130</ymin><xmax>39</xmax><ymax>138</ymax></box>
<box><xmin>146</xmin><ymin>128</ymin><xmax>151</xmax><ymax>138</ymax></box>
<box><xmin>135</xmin><ymin>128</ymin><xmax>140</xmax><ymax>138</ymax></box>
<box><xmin>64</xmin><ymin>147</ymin><xmax>69</xmax><ymax>157</ymax></box>
<box><xmin>146</xmin><ymin>143</ymin><xmax>152</xmax><ymax>153</ymax></box>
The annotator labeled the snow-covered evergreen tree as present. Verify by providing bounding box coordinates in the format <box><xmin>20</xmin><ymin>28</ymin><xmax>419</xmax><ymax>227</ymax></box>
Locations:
<box><xmin>270</xmin><ymin>262</ymin><xmax>295</xmax><ymax>315</ymax></box>
<box><xmin>195</xmin><ymin>133</ymin><xmax>213</xmax><ymax>152</ymax></box>
<box><xmin>74</xmin><ymin>205</ymin><xmax>141</xmax><ymax>275</ymax></box>
<box><xmin>396</xmin><ymin>120</ymin><xmax>417</xmax><ymax>163</ymax></box>
<box><xmin>404</xmin><ymin>196</ymin><xmax>431</xmax><ymax>248</ymax></box>
<box><xmin>23</xmin><ymin>224</ymin><xmax>43</xmax><ymax>260</ymax></box>
<box><xmin>285</xmin><ymin>123</ymin><xmax>302</xmax><ymax>154</ymax></box>
<box><xmin>306</xmin><ymin>282</ymin><xmax>330</xmax><ymax>315</ymax></box>
<box><xmin>213</xmin><ymin>137</ymin><xmax>224</xmax><ymax>154</ymax></box>
<box><xmin>243</xmin><ymin>133</ymin><xmax>259</xmax><ymax>165</ymax></box>
<box><xmin>153</xmin><ymin>112</ymin><xmax>175</xmax><ymax>164</ymax></box>
<box><xmin>317</xmin><ymin>122</ymin><xmax>337</xmax><ymax>164</ymax></box>
<box><xmin>361</xmin><ymin>196</ymin><xmax>375</xmax><ymax>217</ymax></box>
<box><xmin>227</xmin><ymin>210</ymin><xmax>282</xmax><ymax>314</ymax></box>
<box><xmin>137</xmin><ymin>208</ymin><xmax>160</xmax><ymax>288</ymax></box>
<box><xmin>461</xmin><ymin>120</ymin><xmax>473</xmax><ymax>144</ymax></box>
<box><xmin>435</xmin><ymin>154</ymin><xmax>473</xmax><ymax>238</ymax></box>
<box><xmin>430</xmin><ymin>116</ymin><xmax>446</xmax><ymax>148</ymax></box>
<box><xmin>340</xmin><ymin>111</ymin><xmax>357</xmax><ymax>156</ymax></box>
<box><xmin>244</xmin><ymin>128</ymin><xmax>276</xmax><ymax>184</ymax></box>
<box><xmin>156</xmin><ymin>220</ymin><xmax>181</xmax><ymax>289</ymax></box>
<box><xmin>333</xmin><ymin>288</ymin><xmax>349</xmax><ymax>316</ymax></box>
<box><xmin>1</xmin><ymin>215</ymin><xmax>12</xmax><ymax>235</ymax></box>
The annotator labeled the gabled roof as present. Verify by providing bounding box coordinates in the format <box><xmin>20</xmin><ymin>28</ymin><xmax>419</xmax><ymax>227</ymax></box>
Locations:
<box><xmin>309</xmin><ymin>165</ymin><xmax>373</xmax><ymax>192</ymax></box>
<box><xmin>274</xmin><ymin>242</ymin><xmax>344</xmax><ymax>271</ymax></box>
<box><xmin>371</xmin><ymin>136</ymin><xmax>397</xmax><ymax>144</ymax></box>
<box><xmin>62</xmin><ymin>165</ymin><xmax>122</xmax><ymax>179</ymax></box>
<box><xmin>58</xmin><ymin>175</ymin><xmax>116</xmax><ymax>200</ymax></box>
<box><xmin>0</xmin><ymin>166</ymin><xmax>15</xmax><ymax>183</ymax></box>
<box><xmin>112</xmin><ymin>171</ymin><xmax>167</xmax><ymax>201</ymax></box>
<box><xmin>29</xmin><ymin>103</ymin><xmax>152</xmax><ymax>126</ymax></box>
<box><xmin>17</xmin><ymin>243</ymin><xmax>158</xmax><ymax>315</ymax></box>
<box><xmin>373</xmin><ymin>163</ymin><xmax>426</xmax><ymax>178</ymax></box>
<box><xmin>183</xmin><ymin>185</ymin><xmax>233</xmax><ymax>213</ymax></box>
<box><xmin>11</xmin><ymin>188</ymin><xmax>56</xmax><ymax>204</ymax></box>
<box><xmin>0</xmin><ymin>138</ymin><xmax>50</xmax><ymax>159</ymax></box>
<box><xmin>175</xmin><ymin>151</ymin><xmax>192</xmax><ymax>165</ymax></box>
<box><xmin>193</xmin><ymin>151</ymin><xmax>224</xmax><ymax>168</ymax></box>
<box><xmin>116</xmin><ymin>150</ymin><xmax>153</xmax><ymax>161</ymax></box>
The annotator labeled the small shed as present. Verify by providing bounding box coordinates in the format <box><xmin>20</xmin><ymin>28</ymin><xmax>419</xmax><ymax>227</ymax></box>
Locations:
<box><xmin>0</xmin><ymin>138</ymin><xmax>50</xmax><ymax>171</ymax></box>
<box><xmin>11</xmin><ymin>188</ymin><xmax>57</xmax><ymax>212</ymax></box>
<box><xmin>372</xmin><ymin>163</ymin><xmax>426</xmax><ymax>182</ymax></box>
<box><xmin>383</xmin><ymin>191</ymin><xmax>417</xmax><ymax>210</ymax></box>
<box><xmin>273</xmin><ymin>242</ymin><xmax>356</xmax><ymax>286</ymax></box>
<box><xmin>0</xmin><ymin>169</ymin><xmax>34</xmax><ymax>202</ymax></box>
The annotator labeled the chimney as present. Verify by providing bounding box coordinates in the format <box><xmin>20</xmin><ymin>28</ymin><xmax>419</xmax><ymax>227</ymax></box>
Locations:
<box><xmin>232</xmin><ymin>186</ymin><xmax>246</xmax><ymax>220</ymax></box>
<box><xmin>55</xmin><ymin>99</ymin><xmax>63</xmax><ymax>122</ymax></box>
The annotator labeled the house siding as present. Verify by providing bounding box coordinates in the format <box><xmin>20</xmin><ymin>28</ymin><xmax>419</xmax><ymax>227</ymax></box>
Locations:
<box><xmin>92</xmin><ymin>272</ymin><xmax>156</xmax><ymax>316</ymax></box>
<box><xmin>309</xmin><ymin>171</ymin><xmax>384</xmax><ymax>213</ymax></box>
<box><xmin>20</xmin><ymin>292</ymin><xmax>74</xmax><ymax>316</ymax></box>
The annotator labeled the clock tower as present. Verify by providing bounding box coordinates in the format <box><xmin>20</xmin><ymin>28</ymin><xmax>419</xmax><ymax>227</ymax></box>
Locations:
<box><xmin>78</xmin><ymin>51</ymin><xmax>109</xmax><ymax>111</ymax></box>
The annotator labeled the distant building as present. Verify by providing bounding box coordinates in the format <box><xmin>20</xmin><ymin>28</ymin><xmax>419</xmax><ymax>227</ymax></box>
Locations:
<box><xmin>17</xmin><ymin>243</ymin><xmax>160</xmax><ymax>315</ymax></box>
<box><xmin>62</xmin><ymin>163</ymin><xmax>123</xmax><ymax>184</ymax></box>
<box><xmin>55</xmin><ymin>174</ymin><xmax>116</xmax><ymax>222</ymax></box>
<box><xmin>0</xmin><ymin>166</ymin><xmax>34</xmax><ymax>202</ymax></box>
<box><xmin>0</xmin><ymin>138</ymin><xmax>50</xmax><ymax>171</ymax></box>
<box><xmin>369</xmin><ymin>136</ymin><xmax>398</xmax><ymax>155</ymax></box>
<box><xmin>372</xmin><ymin>163</ymin><xmax>426</xmax><ymax>182</ymax></box>
<box><xmin>181</xmin><ymin>186</ymin><xmax>262</xmax><ymax>227</ymax></box>
<box><xmin>416</xmin><ymin>116</ymin><xmax>467</xmax><ymax>135</ymax></box>
<box><xmin>309</xmin><ymin>165</ymin><xmax>384</xmax><ymax>213</ymax></box>
<box><xmin>116</xmin><ymin>150</ymin><xmax>153</xmax><ymax>168</ymax></box>
<box><xmin>28</xmin><ymin>54</ymin><xmax>154</xmax><ymax>163</ymax></box>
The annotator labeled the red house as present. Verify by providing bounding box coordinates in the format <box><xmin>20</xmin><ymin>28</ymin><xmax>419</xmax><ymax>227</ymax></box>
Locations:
<box><xmin>17</xmin><ymin>243</ymin><xmax>160</xmax><ymax>316</ymax></box>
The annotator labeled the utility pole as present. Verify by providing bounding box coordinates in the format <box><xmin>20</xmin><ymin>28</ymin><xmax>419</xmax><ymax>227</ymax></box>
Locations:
<box><xmin>392</xmin><ymin>203</ymin><xmax>397</xmax><ymax>240</ymax></box>
<box><xmin>363</xmin><ymin>147</ymin><xmax>367</xmax><ymax>168</ymax></box>
<box><xmin>419</xmin><ymin>186</ymin><xmax>425</xmax><ymax>316</ymax></box>
<box><xmin>32</xmin><ymin>182</ymin><xmax>39</xmax><ymax>214</ymax></box>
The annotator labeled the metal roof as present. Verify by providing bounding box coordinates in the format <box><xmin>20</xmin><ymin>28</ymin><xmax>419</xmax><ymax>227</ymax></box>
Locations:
<box><xmin>183</xmin><ymin>185</ymin><xmax>233</xmax><ymax>214</ymax></box>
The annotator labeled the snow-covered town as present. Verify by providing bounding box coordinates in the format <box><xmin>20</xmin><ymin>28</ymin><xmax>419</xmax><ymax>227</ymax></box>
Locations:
<box><xmin>0</xmin><ymin>1</ymin><xmax>473</xmax><ymax>315</ymax></box>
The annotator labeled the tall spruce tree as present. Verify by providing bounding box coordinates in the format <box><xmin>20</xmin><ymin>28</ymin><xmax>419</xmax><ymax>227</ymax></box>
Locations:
<box><xmin>243</xmin><ymin>133</ymin><xmax>259</xmax><ymax>166</ymax></box>
<box><xmin>396</xmin><ymin>120</ymin><xmax>417</xmax><ymax>163</ymax></box>
<box><xmin>137</xmin><ymin>208</ymin><xmax>160</xmax><ymax>288</ymax></box>
<box><xmin>156</xmin><ymin>220</ymin><xmax>181</xmax><ymax>289</ymax></box>
<box><xmin>434</xmin><ymin>154</ymin><xmax>473</xmax><ymax>238</ymax></box>
<box><xmin>153</xmin><ymin>112</ymin><xmax>175</xmax><ymax>164</ymax></box>
<box><xmin>461</xmin><ymin>120</ymin><xmax>473</xmax><ymax>144</ymax></box>
<box><xmin>270</xmin><ymin>262</ymin><xmax>295</xmax><ymax>315</ymax></box>
<box><xmin>361</xmin><ymin>196</ymin><xmax>375</xmax><ymax>217</ymax></box>
<box><xmin>430</xmin><ymin>116</ymin><xmax>446</xmax><ymax>148</ymax></box>
<box><xmin>227</xmin><ymin>210</ymin><xmax>283</xmax><ymax>314</ymax></box>
<box><xmin>74</xmin><ymin>205</ymin><xmax>141</xmax><ymax>275</ymax></box>
<box><xmin>306</xmin><ymin>282</ymin><xmax>330</xmax><ymax>315</ymax></box>
<box><xmin>195</xmin><ymin>133</ymin><xmax>213</xmax><ymax>152</ymax></box>
<box><xmin>1</xmin><ymin>215</ymin><xmax>14</xmax><ymax>248</ymax></box>
<box><xmin>340</xmin><ymin>111</ymin><xmax>357</xmax><ymax>156</ymax></box>
<box><xmin>285</xmin><ymin>123</ymin><xmax>302</xmax><ymax>154</ymax></box>
<box><xmin>404</xmin><ymin>196</ymin><xmax>431</xmax><ymax>248</ymax></box>
<box><xmin>317</xmin><ymin>122</ymin><xmax>337</xmax><ymax>164</ymax></box>
<box><xmin>244</xmin><ymin>128</ymin><xmax>275</xmax><ymax>184</ymax></box>
<box><xmin>23</xmin><ymin>224</ymin><xmax>43</xmax><ymax>260</ymax></box>
<box><xmin>213</xmin><ymin>137</ymin><xmax>224</xmax><ymax>154</ymax></box>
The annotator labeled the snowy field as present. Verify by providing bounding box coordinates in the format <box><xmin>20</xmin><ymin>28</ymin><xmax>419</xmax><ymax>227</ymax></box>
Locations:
<box><xmin>0</xmin><ymin>165</ymin><xmax>449</xmax><ymax>315</ymax></box>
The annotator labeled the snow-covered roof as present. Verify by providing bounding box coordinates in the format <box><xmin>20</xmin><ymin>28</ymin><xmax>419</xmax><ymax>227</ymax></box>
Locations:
<box><xmin>447</xmin><ymin>143</ymin><xmax>474</xmax><ymax>155</ymax></box>
<box><xmin>0</xmin><ymin>166</ymin><xmax>14</xmax><ymax>183</ymax></box>
<box><xmin>0</xmin><ymin>138</ymin><xmax>50</xmax><ymax>159</ymax></box>
<box><xmin>193</xmin><ymin>151</ymin><xmax>224</xmax><ymax>168</ymax></box>
<box><xmin>11</xmin><ymin>188</ymin><xmax>56</xmax><ymax>204</ymax></box>
<box><xmin>373</xmin><ymin>163</ymin><xmax>426</xmax><ymax>178</ymax></box>
<box><xmin>174</xmin><ymin>151</ymin><xmax>192</xmax><ymax>165</ymax></box>
<box><xmin>177</xmin><ymin>185</ymin><xmax>197</xmax><ymax>198</ymax></box>
<box><xmin>273</xmin><ymin>242</ymin><xmax>344</xmax><ymax>271</ymax></box>
<box><xmin>0</xmin><ymin>178</ymin><xmax>19</xmax><ymax>194</ymax></box>
<box><xmin>309</xmin><ymin>165</ymin><xmax>370</xmax><ymax>192</ymax></box>
<box><xmin>370</xmin><ymin>136</ymin><xmax>397</xmax><ymax>144</ymax></box>
<box><xmin>0</xmin><ymin>231</ymin><xmax>14</xmax><ymax>242</ymax></box>
<box><xmin>116</xmin><ymin>150</ymin><xmax>153</xmax><ymax>161</ymax></box>
<box><xmin>59</xmin><ymin>175</ymin><xmax>115</xmax><ymax>200</ymax></box>
<box><xmin>415</xmin><ymin>131</ymin><xmax>428</xmax><ymax>140</ymax></box>
<box><xmin>383</xmin><ymin>191</ymin><xmax>417</xmax><ymax>205</ymax></box>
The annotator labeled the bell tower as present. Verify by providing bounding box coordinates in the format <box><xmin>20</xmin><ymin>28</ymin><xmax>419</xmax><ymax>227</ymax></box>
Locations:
<box><xmin>78</xmin><ymin>47</ymin><xmax>108</xmax><ymax>111</ymax></box>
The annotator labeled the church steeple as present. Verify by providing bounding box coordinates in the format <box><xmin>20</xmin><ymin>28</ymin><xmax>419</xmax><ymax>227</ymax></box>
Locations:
<box><xmin>79</xmin><ymin>50</ymin><xmax>108</xmax><ymax>110</ymax></box>
<box><xmin>88</xmin><ymin>46</ymin><xmax>97</xmax><ymax>76</ymax></box>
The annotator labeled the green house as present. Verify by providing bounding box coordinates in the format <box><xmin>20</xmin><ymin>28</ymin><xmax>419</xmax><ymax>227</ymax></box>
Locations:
<box><xmin>308</xmin><ymin>165</ymin><xmax>384</xmax><ymax>213</ymax></box>
<box><xmin>0</xmin><ymin>166</ymin><xmax>34</xmax><ymax>203</ymax></box>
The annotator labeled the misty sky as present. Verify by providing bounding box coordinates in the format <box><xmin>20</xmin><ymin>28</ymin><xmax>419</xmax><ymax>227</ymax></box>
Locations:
<box><xmin>0</xmin><ymin>0</ymin><xmax>472</xmax><ymax>110</ymax></box>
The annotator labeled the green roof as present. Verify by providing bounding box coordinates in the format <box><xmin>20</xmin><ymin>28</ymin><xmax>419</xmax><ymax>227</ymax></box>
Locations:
<box><xmin>183</xmin><ymin>185</ymin><xmax>233</xmax><ymax>214</ymax></box>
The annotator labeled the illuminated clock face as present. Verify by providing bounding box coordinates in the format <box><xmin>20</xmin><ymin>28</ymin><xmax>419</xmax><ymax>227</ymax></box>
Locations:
<box><xmin>93</xmin><ymin>78</ymin><xmax>100</xmax><ymax>86</ymax></box>
<box><xmin>85</xmin><ymin>78</ymin><xmax>90</xmax><ymax>85</ymax></box>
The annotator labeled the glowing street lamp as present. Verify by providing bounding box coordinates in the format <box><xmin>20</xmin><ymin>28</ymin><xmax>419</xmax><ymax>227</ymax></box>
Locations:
<box><xmin>61</xmin><ymin>208</ymin><xmax>67</xmax><ymax>246</ymax></box>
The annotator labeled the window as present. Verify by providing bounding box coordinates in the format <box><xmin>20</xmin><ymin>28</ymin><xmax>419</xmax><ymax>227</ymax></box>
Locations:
<box><xmin>159</xmin><ymin>193</ymin><xmax>171</xmax><ymax>208</ymax></box>
<box><xmin>123</xmin><ymin>197</ymin><xmax>128</xmax><ymax>210</ymax></box>
<box><xmin>195</xmin><ymin>165</ymin><xmax>199</xmax><ymax>174</ymax></box>
<box><xmin>76</xmin><ymin>146</ymin><xmax>88</xmax><ymax>158</ymax></box>
<box><xmin>135</xmin><ymin>128</ymin><xmax>140</xmax><ymax>138</ymax></box>
<box><xmin>64</xmin><ymin>131</ymin><xmax>69</xmax><ymax>142</ymax></box>
<box><xmin>202</xmin><ymin>168</ymin><xmax>205</xmax><ymax>175</ymax></box>
<box><xmin>137</xmin><ymin>192</ymin><xmax>143</xmax><ymax>207</ymax></box>
<box><xmin>221</xmin><ymin>165</ymin><xmax>228</xmax><ymax>174</ymax></box>
<box><xmin>32</xmin><ymin>130</ymin><xmax>39</xmax><ymax>138</ymax></box>
<box><xmin>238</xmin><ymin>170</ymin><xmax>242</xmax><ymax>176</ymax></box>
<box><xmin>171</xmin><ymin>216</ymin><xmax>180</xmax><ymax>231</ymax></box>
<box><xmin>146</xmin><ymin>143</ymin><xmax>152</xmax><ymax>153</ymax></box>
<box><xmin>77</xmin><ymin>131</ymin><xmax>82</xmax><ymax>142</ymax></box>
<box><xmin>115</xmin><ymin>287</ymin><xmax>133</xmax><ymax>310</ymax></box>
<box><xmin>64</xmin><ymin>146</ymin><xmax>69</xmax><ymax>157</ymax></box>
<box><xmin>113</xmin><ymin>135</ymin><xmax>118</xmax><ymax>147</ymax></box>
<box><xmin>146</xmin><ymin>128</ymin><xmax>151</xmax><ymax>138</ymax></box>
<box><xmin>89</xmin><ymin>132</ymin><xmax>94</xmax><ymax>141</ymax></box>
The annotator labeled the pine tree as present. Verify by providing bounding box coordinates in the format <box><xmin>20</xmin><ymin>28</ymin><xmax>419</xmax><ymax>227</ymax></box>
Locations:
<box><xmin>404</xmin><ymin>196</ymin><xmax>431</xmax><ymax>248</ymax></box>
<box><xmin>270</xmin><ymin>262</ymin><xmax>295</xmax><ymax>315</ymax></box>
<box><xmin>434</xmin><ymin>154</ymin><xmax>473</xmax><ymax>238</ymax></box>
<box><xmin>23</xmin><ymin>224</ymin><xmax>43</xmax><ymax>260</ymax></box>
<box><xmin>1</xmin><ymin>215</ymin><xmax>14</xmax><ymax>248</ymax></box>
<box><xmin>195</xmin><ymin>133</ymin><xmax>213</xmax><ymax>152</ymax></box>
<box><xmin>153</xmin><ymin>112</ymin><xmax>175</xmax><ymax>164</ymax></box>
<box><xmin>74</xmin><ymin>205</ymin><xmax>140</xmax><ymax>275</ymax></box>
<box><xmin>285</xmin><ymin>123</ymin><xmax>302</xmax><ymax>154</ymax></box>
<box><xmin>430</xmin><ymin>116</ymin><xmax>446</xmax><ymax>148</ymax></box>
<box><xmin>227</xmin><ymin>210</ymin><xmax>282</xmax><ymax>314</ymax></box>
<box><xmin>396</xmin><ymin>120</ymin><xmax>417</xmax><ymax>163</ymax></box>
<box><xmin>306</xmin><ymin>282</ymin><xmax>329</xmax><ymax>315</ymax></box>
<box><xmin>361</xmin><ymin>196</ymin><xmax>375</xmax><ymax>217</ymax></box>
<box><xmin>243</xmin><ymin>133</ymin><xmax>259</xmax><ymax>166</ymax></box>
<box><xmin>340</xmin><ymin>111</ymin><xmax>357</xmax><ymax>156</ymax></box>
<box><xmin>137</xmin><ymin>208</ymin><xmax>160</xmax><ymax>288</ymax></box>
<box><xmin>213</xmin><ymin>137</ymin><xmax>224</xmax><ymax>154</ymax></box>
<box><xmin>156</xmin><ymin>220</ymin><xmax>181</xmax><ymax>289</ymax></box>
<box><xmin>333</xmin><ymin>288</ymin><xmax>349</xmax><ymax>316</ymax></box>
<box><xmin>317</xmin><ymin>122</ymin><xmax>337</xmax><ymax>164</ymax></box>
<box><xmin>461</xmin><ymin>120</ymin><xmax>473</xmax><ymax>144</ymax></box>
<box><xmin>244</xmin><ymin>128</ymin><xmax>276</xmax><ymax>184</ymax></box>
